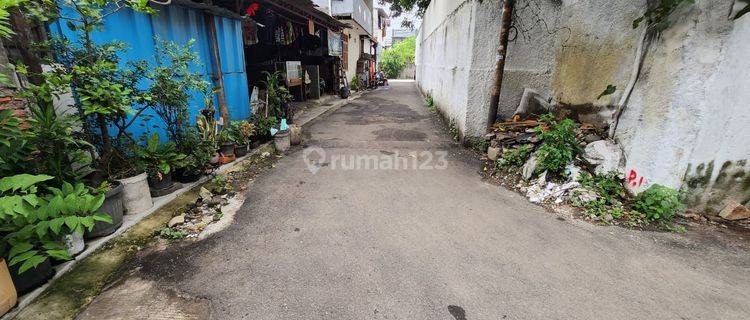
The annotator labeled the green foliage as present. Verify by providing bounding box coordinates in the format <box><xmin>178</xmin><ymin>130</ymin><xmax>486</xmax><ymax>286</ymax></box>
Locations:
<box><xmin>633</xmin><ymin>0</ymin><xmax>694</xmax><ymax>30</ymax></box>
<box><xmin>132</xmin><ymin>133</ymin><xmax>187</xmax><ymax>180</ymax></box>
<box><xmin>380</xmin><ymin>0</ymin><xmax>431</xmax><ymax>21</ymax></box>
<box><xmin>534</xmin><ymin>114</ymin><xmax>580</xmax><ymax>175</ymax></box>
<box><xmin>179</xmin><ymin>127</ymin><xmax>215</xmax><ymax>176</ymax></box>
<box><xmin>147</xmin><ymin>38</ymin><xmax>209</xmax><ymax>144</ymax></box>
<box><xmin>350</xmin><ymin>74</ymin><xmax>362</xmax><ymax>92</ymax></box>
<box><xmin>207</xmin><ymin>175</ymin><xmax>233</xmax><ymax>195</ymax></box>
<box><xmin>27</xmin><ymin>106</ymin><xmax>93</xmax><ymax>184</ymax></box>
<box><xmin>159</xmin><ymin>227</ymin><xmax>185</xmax><ymax>239</ymax></box>
<box><xmin>424</xmin><ymin>94</ymin><xmax>436</xmax><ymax>112</ymax></box>
<box><xmin>499</xmin><ymin>145</ymin><xmax>533</xmax><ymax>168</ymax></box>
<box><xmin>252</xmin><ymin>114</ymin><xmax>278</xmax><ymax>138</ymax></box>
<box><xmin>261</xmin><ymin>71</ymin><xmax>292</xmax><ymax>119</ymax></box>
<box><xmin>468</xmin><ymin>138</ymin><xmax>489</xmax><ymax>153</ymax></box>
<box><xmin>448</xmin><ymin>118</ymin><xmax>459</xmax><ymax>142</ymax></box>
<box><xmin>0</xmin><ymin>109</ymin><xmax>34</xmax><ymax>176</ymax></box>
<box><xmin>381</xmin><ymin>36</ymin><xmax>416</xmax><ymax>78</ymax></box>
<box><xmin>578</xmin><ymin>171</ymin><xmax>625</xmax><ymax>206</ymax></box>
<box><xmin>633</xmin><ymin>184</ymin><xmax>684</xmax><ymax>222</ymax></box>
<box><xmin>234</xmin><ymin>120</ymin><xmax>255</xmax><ymax>145</ymax></box>
<box><xmin>0</xmin><ymin>175</ymin><xmax>110</xmax><ymax>273</ymax></box>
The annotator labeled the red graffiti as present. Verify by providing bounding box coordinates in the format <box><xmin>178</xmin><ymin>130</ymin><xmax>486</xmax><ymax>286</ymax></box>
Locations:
<box><xmin>627</xmin><ymin>169</ymin><xmax>647</xmax><ymax>188</ymax></box>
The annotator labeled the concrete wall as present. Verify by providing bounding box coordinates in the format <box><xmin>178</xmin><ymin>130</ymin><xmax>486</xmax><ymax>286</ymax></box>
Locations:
<box><xmin>415</xmin><ymin>0</ymin><xmax>475</xmax><ymax>137</ymax></box>
<box><xmin>616</xmin><ymin>1</ymin><xmax>750</xmax><ymax>211</ymax></box>
<box><xmin>417</xmin><ymin>0</ymin><xmax>750</xmax><ymax>211</ymax></box>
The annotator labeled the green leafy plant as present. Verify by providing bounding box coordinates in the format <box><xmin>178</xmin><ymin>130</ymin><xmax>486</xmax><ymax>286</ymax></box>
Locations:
<box><xmin>207</xmin><ymin>175</ymin><xmax>233</xmax><ymax>195</ymax></box>
<box><xmin>261</xmin><ymin>71</ymin><xmax>292</xmax><ymax>119</ymax></box>
<box><xmin>499</xmin><ymin>144</ymin><xmax>533</xmax><ymax>168</ymax></box>
<box><xmin>350</xmin><ymin>74</ymin><xmax>362</xmax><ymax>92</ymax></box>
<box><xmin>233</xmin><ymin>120</ymin><xmax>255</xmax><ymax>146</ymax></box>
<box><xmin>0</xmin><ymin>175</ymin><xmax>110</xmax><ymax>273</ymax></box>
<box><xmin>468</xmin><ymin>138</ymin><xmax>489</xmax><ymax>153</ymax></box>
<box><xmin>633</xmin><ymin>184</ymin><xmax>684</xmax><ymax>222</ymax></box>
<box><xmin>178</xmin><ymin>127</ymin><xmax>215</xmax><ymax>177</ymax></box>
<box><xmin>381</xmin><ymin>36</ymin><xmax>416</xmax><ymax>78</ymax></box>
<box><xmin>578</xmin><ymin>171</ymin><xmax>625</xmax><ymax>206</ymax></box>
<box><xmin>424</xmin><ymin>94</ymin><xmax>436</xmax><ymax>113</ymax></box>
<box><xmin>159</xmin><ymin>227</ymin><xmax>185</xmax><ymax>239</ymax></box>
<box><xmin>251</xmin><ymin>114</ymin><xmax>278</xmax><ymax>139</ymax></box>
<box><xmin>132</xmin><ymin>133</ymin><xmax>187</xmax><ymax>181</ymax></box>
<box><xmin>0</xmin><ymin>109</ymin><xmax>34</xmax><ymax>176</ymax></box>
<box><xmin>146</xmin><ymin>37</ymin><xmax>210</xmax><ymax>144</ymax></box>
<box><xmin>534</xmin><ymin>114</ymin><xmax>580</xmax><ymax>175</ymax></box>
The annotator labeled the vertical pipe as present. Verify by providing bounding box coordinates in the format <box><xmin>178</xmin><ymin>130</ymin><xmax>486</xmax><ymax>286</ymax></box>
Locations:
<box><xmin>486</xmin><ymin>0</ymin><xmax>515</xmax><ymax>132</ymax></box>
<box><xmin>205</xmin><ymin>4</ymin><xmax>230</xmax><ymax>125</ymax></box>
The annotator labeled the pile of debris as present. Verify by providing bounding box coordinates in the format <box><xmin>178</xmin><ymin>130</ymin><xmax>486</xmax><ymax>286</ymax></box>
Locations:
<box><xmin>160</xmin><ymin>151</ymin><xmax>278</xmax><ymax>239</ymax></box>
<box><xmin>484</xmin><ymin>115</ymin><xmax>623</xmax><ymax>206</ymax></box>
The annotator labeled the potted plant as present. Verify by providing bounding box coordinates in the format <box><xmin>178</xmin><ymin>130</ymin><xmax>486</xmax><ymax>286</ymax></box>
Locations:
<box><xmin>251</xmin><ymin>114</ymin><xmax>278</xmax><ymax>144</ymax></box>
<box><xmin>82</xmin><ymin>181</ymin><xmax>123</xmax><ymax>239</ymax></box>
<box><xmin>0</xmin><ymin>174</ymin><xmax>111</xmax><ymax>293</ymax></box>
<box><xmin>175</xmin><ymin>128</ymin><xmax>214</xmax><ymax>183</ymax></box>
<box><xmin>133</xmin><ymin>133</ymin><xmax>187</xmax><ymax>192</ymax></box>
<box><xmin>217</xmin><ymin>127</ymin><xmax>236</xmax><ymax>157</ymax></box>
<box><xmin>116</xmin><ymin>169</ymin><xmax>152</xmax><ymax>215</ymax></box>
<box><xmin>234</xmin><ymin>120</ymin><xmax>254</xmax><ymax>157</ymax></box>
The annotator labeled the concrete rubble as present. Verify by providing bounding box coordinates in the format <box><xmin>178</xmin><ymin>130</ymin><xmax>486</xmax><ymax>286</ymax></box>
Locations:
<box><xmin>719</xmin><ymin>201</ymin><xmax>750</xmax><ymax>221</ymax></box>
<box><xmin>583</xmin><ymin>140</ymin><xmax>623</xmax><ymax>175</ymax></box>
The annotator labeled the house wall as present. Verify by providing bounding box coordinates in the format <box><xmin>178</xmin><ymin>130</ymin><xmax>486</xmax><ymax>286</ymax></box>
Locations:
<box><xmin>417</xmin><ymin>0</ymin><xmax>750</xmax><ymax>211</ymax></box>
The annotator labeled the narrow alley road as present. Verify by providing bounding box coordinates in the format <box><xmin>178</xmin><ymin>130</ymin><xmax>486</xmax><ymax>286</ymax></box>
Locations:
<box><xmin>84</xmin><ymin>82</ymin><xmax>749</xmax><ymax>320</ymax></box>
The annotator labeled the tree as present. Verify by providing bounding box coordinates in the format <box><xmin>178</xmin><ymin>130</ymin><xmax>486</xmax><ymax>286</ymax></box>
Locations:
<box><xmin>379</xmin><ymin>0</ymin><xmax>431</xmax><ymax>28</ymax></box>
<box><xmin>380</xmin><ymin>36</ymin><xmax>416</xmax><ymax>78</ymax></box>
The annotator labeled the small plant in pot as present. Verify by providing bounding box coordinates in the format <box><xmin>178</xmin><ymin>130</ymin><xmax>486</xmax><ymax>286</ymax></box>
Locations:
<box><xmin>233</xmin><ymin>120</ymin><xmax>255</xmax><ymax>157</ymax></box>
<box><xmin>133</xmin><ymin>133</ymin><xmax>187</xmax><ymax>191</ymax></box>
<box><xmin>0</xmin><ymin>174</ymin><xmax>111</xmax><ymax>294</ymax></box>
<box><xmin>174</xmin><ymin>127</ymin><xmax>214</xmax><ymax>183</ymax></box>
<box><xmin>217</xmin><ymin>128</ymin><xmax>236</xmax><ymax>157</ymax></box>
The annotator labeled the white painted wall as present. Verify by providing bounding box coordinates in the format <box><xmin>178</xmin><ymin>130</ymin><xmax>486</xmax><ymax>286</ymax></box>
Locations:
<box><xmin>415</xmin><ymin>0</ymin><xmax>480</xmax><ymax>138</ymax></box>
<box><xmin>417</xmin><ymin>0</ymin><xmax>750</xmax><ymax>210</ymax></box>
<box><xmin>616</xmin><ymin>1</ymin><xmax>750</xmax><ymax>210</ymax></box>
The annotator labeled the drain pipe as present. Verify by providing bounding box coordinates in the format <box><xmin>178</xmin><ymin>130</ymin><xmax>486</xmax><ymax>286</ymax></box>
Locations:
<box><xmin>486</xmin><ymin>0</ymin><xmax>515</xmax><ymax>132</ymax></box>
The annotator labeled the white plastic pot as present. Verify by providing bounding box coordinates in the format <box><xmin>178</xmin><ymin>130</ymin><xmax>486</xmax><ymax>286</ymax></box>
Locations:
<box><xmin>64</xmin><ymin>232</ymin><xmax>85</xmax><ymax>256</ymax></box>
<box><xmin>118</xmin><ymin>172</ymin><xmax>153</xmax><ymax>215</ymax></box>
<box><xmin>274</xmin><ymin>130</ymin><xmax>291</xmax><ymax>152</ymax></box>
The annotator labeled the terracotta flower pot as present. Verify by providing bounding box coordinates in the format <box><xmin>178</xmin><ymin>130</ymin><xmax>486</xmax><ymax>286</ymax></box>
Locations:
<box><xmin>0</xmin><ymin>259</ymin><xmax>17</xmax><ymax>316</ymax></box>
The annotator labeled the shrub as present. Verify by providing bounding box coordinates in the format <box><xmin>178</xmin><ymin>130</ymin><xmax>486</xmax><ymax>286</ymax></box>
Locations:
<box><xmin>499</xmin><ymin>145</ymin><xmax>533</xmax><ymax>167</ymax></box>
<box><xmin>381</xmin><ymin>36</ymin><xmax>415</xmax><ymax>78</ymax></box>
<box><xmin>633</xmin><ymin>184</ymin><xmax>684</xmax><ymax>222</ymax></box>
<box><xmin>534</xmin><ymin>114</ymin><xmax>580</xmax><ymax>175</ymax></box>
<box><xmin>350</xmin><ymin>74</ymin><xmax>362</xmax><ymax>91</ymax></box>
<box><xmin>578</xmin><ymin>171</ymin><xmax>625</xmax><ymax>205</ymax></box>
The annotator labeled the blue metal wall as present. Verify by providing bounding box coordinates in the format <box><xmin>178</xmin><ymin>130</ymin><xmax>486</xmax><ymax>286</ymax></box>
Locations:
<box><xmin>49</xmin><ymin>3</ymin><xmax>251</xmax><ymax>139</ymax></box>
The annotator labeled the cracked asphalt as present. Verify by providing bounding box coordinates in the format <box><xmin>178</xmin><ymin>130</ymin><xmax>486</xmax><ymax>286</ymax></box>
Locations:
<box><xmin>80</xmin><ymin>81</ymin><xmax>750</xmax><ymax>320</ymax></box>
